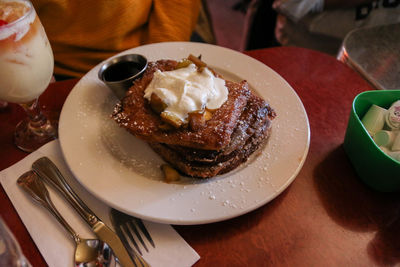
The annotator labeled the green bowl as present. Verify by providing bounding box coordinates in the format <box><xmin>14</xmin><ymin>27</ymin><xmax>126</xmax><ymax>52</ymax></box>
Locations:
<box><xmin>343</xmin><ymin>90</ymin><xmax>400</xmax><ymax>192</ymax></box>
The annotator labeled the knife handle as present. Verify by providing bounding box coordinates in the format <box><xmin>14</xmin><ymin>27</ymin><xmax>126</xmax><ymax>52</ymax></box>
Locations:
<box><xmin>32</xmin><ymin>157</ymin><xmax>99</xmax><ymax>226</ymax></box>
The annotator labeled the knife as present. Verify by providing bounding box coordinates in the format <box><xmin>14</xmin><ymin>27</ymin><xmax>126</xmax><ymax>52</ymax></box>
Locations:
<box><xmin>32</xmin><ymin>156</ymin><xmax>144</xmax><ymax>267</ymax></box>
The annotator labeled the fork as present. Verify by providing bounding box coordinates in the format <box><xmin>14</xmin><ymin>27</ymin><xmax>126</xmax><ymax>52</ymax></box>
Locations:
<box><xmin>110</xmin><ymin>209</ymin><xmax>155</xmax><ymax>260</ymax></box>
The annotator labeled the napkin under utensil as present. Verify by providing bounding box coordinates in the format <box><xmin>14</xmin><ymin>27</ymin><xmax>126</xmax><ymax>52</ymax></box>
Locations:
<box><xmin>0</xmin><ymin>140</ymin><xmax>200</xmax><ymax>267</ymax></box>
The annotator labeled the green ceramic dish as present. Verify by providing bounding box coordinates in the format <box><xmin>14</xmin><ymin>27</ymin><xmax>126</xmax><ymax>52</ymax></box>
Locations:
<box><xmin>343</xmin><ymin>90</ymin><xmax>400</xmax><ymax>192</ymax></box>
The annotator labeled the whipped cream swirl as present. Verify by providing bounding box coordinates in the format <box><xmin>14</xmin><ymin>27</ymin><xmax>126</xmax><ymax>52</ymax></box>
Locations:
<box><xmin>144</xmin><ymin>63</ymin><xmax>228</xmax><ymax>122</ymax></box>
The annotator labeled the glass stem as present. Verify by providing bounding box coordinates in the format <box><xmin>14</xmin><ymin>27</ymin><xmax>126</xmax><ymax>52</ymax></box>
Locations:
<box><xmin>19</xmin><ymin>99</ymin><xmax>54</xmax><ymax>135</ymax></box>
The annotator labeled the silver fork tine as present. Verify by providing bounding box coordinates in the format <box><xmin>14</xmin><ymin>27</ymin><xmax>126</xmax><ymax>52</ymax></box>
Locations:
<box><xmin>123</xmin><ymin>222</ymin><xmax>143</xmax><ymax>255</ymax></box>
<box><xmin>110</xmin><ymin>209</ymin><xmax>155</xmax><ymax>257</ymax></box>
<box><xmin>127</xmin><ymin>220</ymin><xmax>148</xmax><ymax>253</ymax></box>
<box><xmin>134</xmin><ymin>218</ymin><xmax>155</xmax><ymax>248</ymax></box>
<box><xmin>114</xmin><ymin>223</ymin><xmax>148</xmax><ymax>267</ymax></box>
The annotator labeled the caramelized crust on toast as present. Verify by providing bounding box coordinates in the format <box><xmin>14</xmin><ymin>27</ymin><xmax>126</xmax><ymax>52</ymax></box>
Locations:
<box><xmin>149</xmin><ymin>115</ymin><xmax>272</xmax><ymax>178</ymax></box>
<box><xmin>147</xmin><ymin>93</ymin><xmax>275</xmax><ymax>178</ymax></box>
<box><xmin>112</xmin><ymin>58</ymin><xmax>277</xmax><ymax>178</ymax></box>
<box><xmin>166</xmin><ymin>93</ymin><xmax>275</xmax><ymax>163</ymax></box>
<box><xmin>112</xmin><ymin>60</ymin><xmax>251</xmax><ymax>151</ymax></box>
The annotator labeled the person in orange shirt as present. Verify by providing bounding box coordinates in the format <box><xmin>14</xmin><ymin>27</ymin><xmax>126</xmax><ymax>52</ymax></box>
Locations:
<box><xmin>32</xmin><ymin>0</ymin><xmax>201</xmax><ymax>79</ymax></box>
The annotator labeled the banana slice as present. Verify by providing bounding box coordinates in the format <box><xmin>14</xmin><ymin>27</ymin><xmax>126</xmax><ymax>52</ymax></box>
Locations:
<box><xmin>161</xmin><ymin>164</ymin><xmax>180</xmax><ymax>183</ymax></box>
<box><xmin>150</xmin><ymin>93</ymin><xmax>167</xmax><ymax>114</ymax></box>
<box><xmin>161</xmin><ymin>112</ymin><xmax>183</xmax><ymax>128</ymax></box>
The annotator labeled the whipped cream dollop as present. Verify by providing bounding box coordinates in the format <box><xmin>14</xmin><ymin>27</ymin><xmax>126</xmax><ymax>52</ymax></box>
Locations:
<box><xmin>144</xmin><ymin>63</ymin><xmax>228</xmax><ymax>122</ymax></box>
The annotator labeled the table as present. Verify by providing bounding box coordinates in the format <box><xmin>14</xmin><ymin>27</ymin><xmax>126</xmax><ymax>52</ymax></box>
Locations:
<box><xmin>2</xmin><ymin>46</ymin><xmax>400</xmax><ymax>266</ymax></box>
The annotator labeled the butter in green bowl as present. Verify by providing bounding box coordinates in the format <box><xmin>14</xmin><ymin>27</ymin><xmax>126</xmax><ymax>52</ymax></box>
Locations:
<box><xmin>343</xmin><ymin>90</ymin><xmax>400</xmax><ymax>192</ymax></box>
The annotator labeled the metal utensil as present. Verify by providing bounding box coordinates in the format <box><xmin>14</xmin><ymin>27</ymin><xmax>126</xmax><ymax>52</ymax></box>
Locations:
<box><xmin>32</xmin><ymin>156</ymin><xmax>148</xmax><ymax>267</ymax></box>
<box><xmin>17</xmin><ymin>171</ymin><xmax>116</xmax><ymax>267</ymax></box>
<box><xmin>110</xmin><ymin>209</ymin><xmax>155</xmax><ymax>256</ymax></box>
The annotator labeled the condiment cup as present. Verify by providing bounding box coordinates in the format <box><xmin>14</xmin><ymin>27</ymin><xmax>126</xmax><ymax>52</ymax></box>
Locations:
<box><xmin>98</xmin><ymin>54</ymin><xmax>148</xmax><ymax>99</ymax></box>
<box><xmin>343</xmin><ymin>90</ymin><xmax>400</xmax><ymax>192</ymax></box>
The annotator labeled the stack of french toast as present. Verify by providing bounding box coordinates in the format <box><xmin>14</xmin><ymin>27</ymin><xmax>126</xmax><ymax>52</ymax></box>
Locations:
<box><xmin>112</xmin><ymin>56</ymin><xmax>276</xmax><ymax>178</ymax></box>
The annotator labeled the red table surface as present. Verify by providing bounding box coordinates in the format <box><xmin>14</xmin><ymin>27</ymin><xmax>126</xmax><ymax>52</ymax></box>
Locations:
<box><xmin>1</xmin><ymin>46</ymin><xmax>400</xmax><ymax>267</ymax></box>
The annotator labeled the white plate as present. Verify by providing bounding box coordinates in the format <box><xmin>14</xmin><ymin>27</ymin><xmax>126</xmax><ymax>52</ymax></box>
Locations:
<box><xmin>59</xmin><ymin>42</ymin><xmax>310</xmax><ymax>225</ymax></box>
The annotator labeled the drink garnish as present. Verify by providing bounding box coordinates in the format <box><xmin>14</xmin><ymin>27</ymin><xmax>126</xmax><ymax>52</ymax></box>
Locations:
<box><xmin>0</xmin><ymin>19</ymin><xmax>8</xmax><ymax>26</ymax></box>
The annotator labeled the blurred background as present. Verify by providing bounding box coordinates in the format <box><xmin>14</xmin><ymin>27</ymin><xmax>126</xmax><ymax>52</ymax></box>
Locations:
<box><xmin>198</xmin><ymin>0</ymin><xmax>278</xmax><ymax>51</ymax></box>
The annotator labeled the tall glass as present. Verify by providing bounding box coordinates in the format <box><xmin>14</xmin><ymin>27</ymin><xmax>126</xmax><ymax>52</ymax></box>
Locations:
<box><xmin>0</xmin><ymin>0</ymin><xmax>57</xmax><ymax>152</ymax></box>
<box><xmin>0</xmin><ymin>217</ymin><xmax>32</xmax><ymax>267</ymax></box>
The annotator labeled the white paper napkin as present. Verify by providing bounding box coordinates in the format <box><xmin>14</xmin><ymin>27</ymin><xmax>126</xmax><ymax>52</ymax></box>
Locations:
<box><xmin>0</xmin><ymin>140</ymin><xmax>200</xmax><ymax>267</ymax></box>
